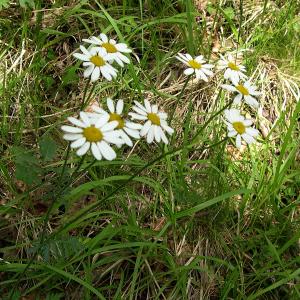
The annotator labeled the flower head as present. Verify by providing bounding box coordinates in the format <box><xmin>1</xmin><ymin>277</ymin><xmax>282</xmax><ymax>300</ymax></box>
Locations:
<box><xmin>218</xmin><ymin>53</ymin><xmax>247</xmax><ymax>83</ymax></box>
<box><xmin>129</xmin><ymin>100</ymin><xmax>174</xmax><ymax>144</ymax></box>
<box><xmin>176</xmin><ymin>53</ymin><xmax>214</xmax><ymax>82</ymax></box>
<box><xmin>83</xmin><ymin>33</ymin><xmax>132</xmax><ymax>67</ymax></box>
<box><xmin>224</xmin><ymin>109</ymin><xmax>259</xmax><ymax>148</ymax></box>
<box><xmin>73</xmin><ymin>46</ymin><xmax>117</xmax><ymax>81</ymax></box>
<box><xmin>93</xmin><ymin>98</ymin><xmax>142</xmax><ymax>147</ymax></box>
<box><xmin>61</xmin><ymin>112</ymin><xmax>123</xmax><ymax>160</ymax></box>
<box><xmin>221</xmin><ymin>80</ymin><xmax>261</xmax><ymax>108</ymax></box>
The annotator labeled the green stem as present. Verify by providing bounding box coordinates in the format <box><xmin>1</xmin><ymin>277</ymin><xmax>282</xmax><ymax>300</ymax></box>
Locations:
<box><xmin>81</xmin><ymin>82</ymin><xmax>97</xmax><ymax>111</ymax></box>
<box><xmin>169</xmin><ymin>75</ymin><xmax>191</xmax><ymax>123</ymax></box>
<box><xmin>80</xmin><ymin>78</ymin><xmax>91</xmax><ymax>109</ymax></box>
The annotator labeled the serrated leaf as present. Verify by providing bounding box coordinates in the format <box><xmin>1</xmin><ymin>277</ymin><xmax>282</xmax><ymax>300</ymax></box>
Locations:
<box><xmin>61</xmin><ymin>66</ymin><xmax>78</xmax><ymax>86</ymax></box>
<box><xmin>39</xmin><ymin>135</ymin><xmax>57</xmax><ymax>161</ymax></box>
<box><xmin>12</xmin><ymin>146</ymin><xmax>42</xmax><ymax>185</ymax></box>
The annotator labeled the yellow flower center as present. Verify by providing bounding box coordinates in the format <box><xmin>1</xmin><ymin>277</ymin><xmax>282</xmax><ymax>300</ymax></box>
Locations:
<box><xmin>188</xmin><ymin>59</ymin><xmax>202</xmax><ymax>69</ymax></box>
<box><xmin>236</xmin><ymin>84</ymin><xmax>249</xmax><ymax>96</ymax></box>
<box><xmin>109</xmin><ymin>113</ymin><xmax>125</xmax><ymax>129</ymax></box>
<box><xmin>233</xmin><ymin>122</ymin><xmax>246</xmax><ymax>134</ymax></box>
<box><xmin>90</xmin><ymin>55</ymin><xmax>105</xmax><ymax>67</ymax></box>
<box><xmin>228</xmin><ymin>62</ymin><xmax>240</xmax><ymax>71</ymax></box>
<box><xmin>147</xmin><ymin>113</ymin><xmax>161</xmax><ymax>126</ymax></box>
<box><xmin>83</xmin><ymin>126</ymin><xmax>103</xmax><ymax>142</ymax></box>
<box><xmin>102</xmin><ymin>42</ymin><xmax>117</xmax><ymax>53</ymax></box>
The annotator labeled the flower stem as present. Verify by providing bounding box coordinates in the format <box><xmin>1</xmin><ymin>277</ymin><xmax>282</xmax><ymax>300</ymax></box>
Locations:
<box><xmin>169</xmin><ymin>75</ymin><xmax>191</xmax><ymax>123</ymax></box>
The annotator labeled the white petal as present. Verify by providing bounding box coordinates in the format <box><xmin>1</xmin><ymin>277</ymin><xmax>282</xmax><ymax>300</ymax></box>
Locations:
<box><xmin>185</xmin><ymin>53</ymin><xmax>193</xmax><ymax>60</ymax></box>
<box><xmin>91</xmin><ymin>67</ymin><xmax>100</xmax><ymax>82</ymax></box>
<box><xmin>100</xmin><ymin>33</ymin><xmax>108</xmax><ymax>43</ymax></box>
<box><xmin>184</xmin><ymin>68</ymin><xmax>194</xmax><ymax>75</ymax></box>
<box><xmin>116</xmin><ymin>99</ymin><xmax>124</xmax><ymax>115</ymax></box>
<box><xmin>159</xmin><ymin>127</ymin><xmax>168</xmax><ymax>144</ymax></box>
<box><xmin>80</xmin><ymin>112</ymin><xmax>91</xmax><ymax>126</ymax></box>
<box><xmin>202</xmin><ymin>63</ymin><xmax>213</xmax><ymax>69</ymax></box>
<box><xmin>114</xmin><ymin>56</ymin><xmax>124</xmax><ymax>67</ymax></box>
<box><xmin>195</xmin><ymin>55</ymin><xmax>204</xmax><ymax>62</ymax></box>
<box><xmin>132</xmin><ymin>106</ymin><xmax>147</xmax><ymax>116</ymax></box>
<box><xmin>242</xmin><ymin>133</ymin><xmax>255</xmax><ymax>144</ymax></box>
<box><xmin>146</xmin><ymin>126</ymin><xmax>154</xmax><ymax>143</ymax></box>
<box><xmin>221</xmin><ymin>84</ymin><xmax>236</xmax><ymax>92</ymax></box>
<box><xmin>80</xmin><ymin>45</ymin><xmax>91</xmax><ymax>57</ymax></box>
<box><xmin>93</xmin><ymin>107</ymin><xmax>108</xmax><ymax>115</ymax></box>
<box><xmin>115</xmin><ymin>43</ymin><xmax>132</xmax><ymax>53</ymax></box>
<box><xmin>161</xmin><ymin>124</ymin><xmax>174</xmax><ymax>135</ymax></box>
<box><xmin>176</xmin><ymin>55</ymin><xmax>188</xmax><ymax>64</ymax></box>
<box><xmin>125</xmin><ymin>121</ymin><xmax>142</xmax><ymax>130</ymax></box>
<box><xmin>133</xmin><ymin>101</ymin><xmax>147</xmax><ymax>112</ymax></box>
<box><xmin>94</xmin><ymin>114</ymin><xmax>110</xmax><ymax>128</ymax></box>
<box><xmin>76</xmin><ymin>142</ymin><xmax>90</xmax><ymax>156</ymax></box>
<box><xmin>63</xmin><ymin>133</ymin><xmax>83</xmax><ymax>141</ymax></box>
<box><xmin>71</xmin><ymin>137</ymin><xmax>86</xmax><ymax>148</ymax></box>
<box><xmin>197</xmin><ymin>69</ymin><xmax>208</xmax><ymax>82</ymax></box>
<box><xmin>103</xmin><ymin>133</ymin><xmax>124</xmax><ymax>145</ymax></box>
<box><xmin>144</xmin><ymin>99</ymin><xmax>152</xmax><ymax>113</ymax></box>
<box><xmin>84</xmin><ymin>65</ymin><xmax>94</xmax><ymax>78</ymax></box>
<box><xmin>235</xmin><ymin>135</ymin><xmax>242</xmax><ymax>149</ymax></box>
<box><xmin>119</xmin><ymin>130</ymin><xmax>133</xmax><ymax>146</ymax></box>
<box><xmin>128</xmin><ymin>112</ymin><xmax>147</xmax><ymax>120</ymax></box>
<box><xmin>61</xmin><ymin>125</ymin><xmax>83</xmax><ymax>133</ymax></box>
<box><xmin>233</xmin><ymin>94</ymin><xmax>243</xmax><ymax>105</ymax></box>
<box><xmin>151</xmin><ymin>105</ymin><xmax>158</xmax><ymax>113</ymax></box>
<box><xmin>68</xmin><ymin>117</ymin><xmax>86</xmax><ymax>128</ymax></box>
<box><xmin>91</xmin><ymin>143</ymin><xmax>102</xmax><ymax>160</ymax></box>
<box><xmin>118</xmin><ymin>53</ymin><xmax>130</xmax><ymax>64</ymax></box>
<box><xmin>154</xmin><ymin>125</ymin><xmax>161</xmax><ymax>143</ymax></box>
<box><xmin>83</xmin><ymin>61</ymin><xmax>93</xmax><ymax>67</ymax></box>
<box><xmin>107</xmin><ymin>98</ymin><xmax>115</xmax><ymax>113</ymax></box>
<box><xmin>246</xmin><ymin>127</ymin><xmax>259</xmax><ymax>137</ymax></box>
<box><xmin>244</xmin><ymin>119</ymin><xmax>253</xmax><ymax>126</ymax></box>
<box><xmin>245</xmin><ymin>95</ymin><xmax>259</xmax><ymax>108</ymax></box>
<box><xmin>140</xmin><ymin>120</ymin><xmax>151</xmax><ymax>136</ymax></box>
<box><xmin>224</xmin><ymin>68</ymin><xmax>231</xmax><ymax>79</ymax></box>
<box><xmin>201</xmin><ymin>67</ymin><xmax>213</xmax><ymax>76</ymax></box>
<box><xmin>100</xmin><ymin>66</ymin><xmax>112</xmax><ymax>81</ymax></box>
<box><xmin>157</xmin><ymin>112</ymin><xmax>167</xmax><ymax>120</ymax></box>
<box><xmin>230</xmin><ymin>71</ymin><xmax>239</xmax><ymax>84</ymax></box>
<box><xmin>123</xmin><ymin>127</ymin><xmax>140</xmax><ymax>139</ymax></box>
<box><xmin>73</xmin><ymin>53</ymin><xmax>90</xmax><ymax>61</ymax></box>
<box><xmin>228</xmin><ymin>130</ymin><xmax>237</xmax><ymax>137</ymax></box>
<box><xmin>98</xmin><ymin>141</ymin><xmax>116</xmax><ymax>160</ymax></box>
<box><xmin>101</xmin><ymin>121</ymin><xmax>118</xmax><ymax>132</ymax></box>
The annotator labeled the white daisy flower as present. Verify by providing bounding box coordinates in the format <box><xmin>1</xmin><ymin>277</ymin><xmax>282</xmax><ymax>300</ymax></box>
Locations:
<box><xmin>218</xmin><ymin>53</ymin><xmax>247</xmax><ymax>83</ymax></box>
<box><xmin>221</xmin><ymin>80</ymin><xmax>261</xmax><ymax>108</ymax></box>
<box><xmin>83</xmin><ymin>33</ymin><xmax>132</xmax><ymax>67</ymax></box>
<box><xmin>176</xmin><ymin>53</ymin><xmax>214</xmax><ymax>82</ymax></box>
<box><xmin>61</xmin><ymin>112</ymin><xmax>124</xmax><ymax>160</ymax></box>
<box><xmin>129</xmin><ymin>100</ymin><xmax>174</xmax><ymax>144</ymax></box>
<box><xmin>73</xmin><ymin>46</ymin><xmax>117</xmax><ymax>81</ymax></box>
<box><xmin>93</xmin><ymin>98</ymin><xmax>142</xmax><ymax>147</ymax></box>
<box><xmin>224</xmin><ymin>109</ymin><xmax>259</xmax><ymax>149</ymax></box>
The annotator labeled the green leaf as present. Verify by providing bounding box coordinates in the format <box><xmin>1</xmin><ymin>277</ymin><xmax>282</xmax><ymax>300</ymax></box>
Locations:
<box><xmin>18</xmin><ymin>0</ymin><xmax>35</xmax><ymax>8</ymax></box>
<box><xmin>61</xmin><ymin>66</ymin><xmax>79</xmax><ymax>86</ymax></box>
<box><xmin>39</xmin><ymin>135</ymin><xmax>57</xmax><ymax>161</ymax></box>
<box><xmin>12</xmin><ymin>146</ymin><xmax>42</xmax><ymax>185</ymax></box>
<box><xmin>223</xmin><ymin>7</ymin><xmax>235</xmax><ymax>20</ymax></box>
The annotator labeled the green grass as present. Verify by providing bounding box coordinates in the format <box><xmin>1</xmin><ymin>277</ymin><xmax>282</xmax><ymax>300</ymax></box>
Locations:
<box><xmin>0</xmin><ymin>0</ymin><xmax>300</xmax><ymax>299</ymax></box>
